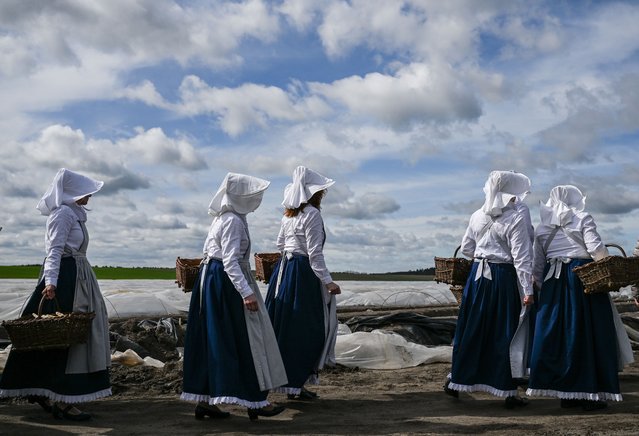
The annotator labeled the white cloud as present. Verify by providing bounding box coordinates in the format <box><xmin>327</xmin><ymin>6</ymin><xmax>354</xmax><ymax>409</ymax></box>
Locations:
<box><xmin>2</xmin><ymin>1</ymin><xmax>639</xmax><ymax>272</ymax></box>
<box><xmin>310</xmin><ymin>62</ymin><xmax>482</xmax><ymax>128</ymax></box>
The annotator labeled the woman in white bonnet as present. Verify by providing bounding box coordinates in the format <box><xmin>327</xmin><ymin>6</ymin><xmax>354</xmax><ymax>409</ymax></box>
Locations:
<box><xmin>526</xmin><ymin>185</ymin><xmax>634</xmax><ymax>411</ymax></box>
<box><xmin>445</xmin><ymin>170</ymin><xmax>534</xmax><ymax>408</ymax></box>
<box><xmin>265</xmin><ymin>166</ymin><xmax>341</xmax><ymax>400</ymax></box>
<box><xmin>180</xmin><ymin>172</ymin><xmax>287</xmax><ymax>420</ymax></box>
<box><xmin>0</xmin><ymin>168</ymin><xmax>111</xmax><ymax>421</ymax></box>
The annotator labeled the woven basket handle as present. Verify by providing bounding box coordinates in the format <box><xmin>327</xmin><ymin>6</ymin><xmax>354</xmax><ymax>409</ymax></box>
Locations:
<box><xmin>453</xmin><ymin>245</ymin><xmax>464</xmax><ymax>258</ymax></box>
<box><xmin>605</xmin><ymin>243</ymin><xmax>626</xmax><ymax>257</ymax></box>
<box><xmin>37</xmin><ymin>295</ymin><xmax>62</xmax><ymax>318</ymax></box>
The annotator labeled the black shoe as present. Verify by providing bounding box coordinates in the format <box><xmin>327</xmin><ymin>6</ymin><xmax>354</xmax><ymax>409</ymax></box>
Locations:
<box><xmin>443</xmin><ymin>379</ymin><xmax>458</xmax><ymax>398</ymax></box>
<box><xmin>27</xmin><ymin>396</ymin><xmax>52</xmax><ymax>413</ymax></box>
<box><xmin>194</xmin><ymin>404</ymin><xmax>231</xmax><ymax>420</ymax></box>
<box><xmin>247</xmin><ymin>405</ymin><xmax>285</xmax><ymax>421</ymax></box>
<box><xmin>560</xmin><ymin>399</ymin><xmax>583</xmax><ymax>408</ymax></box>
<box><xmin>504</xmin><ymin>396</ymin><xmax>529</xmax><ymax>409</ymax></box>
<box><xmin>582</xmin><ymin>400</ymin><xmax>607</xmax><ymax>411</ymax></box>
<box><xmin>287</xmin><ymin>387</ymin><xmax>318</xmax><ymax>400</ymax></box>
<box><xmin>52</xmin><ymin>403</ymin><xmax>91</xmax><ymax>421</ymax></box>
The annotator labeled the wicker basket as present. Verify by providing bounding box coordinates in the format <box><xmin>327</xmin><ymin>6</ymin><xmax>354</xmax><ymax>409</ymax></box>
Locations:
<box><xmin>254</xmin><ymin>252</ymin><xmax>281</xmax><ymax>284</ymax></box>
<box><xmin>2</xmin><ymin>297</ymin><xmax>95</xmax><ymax>352</ymax></box>
<box><xmin>449</xmin><ymin>285</ymin><xmax>464</xmax><ymax>305</ymax></box>
<box><xmin>175</xmin><ymin>257</ymin><xmax>202</xmax><ymax>293</ymax></box>
<box><xmin>434</xmin><ymin>246</ymin><xmax>472</xmax><ymax>286</ymax></box>
<box><xmin>573</xmin><ymin>244</ymin><xmax>639</xmax><ymax>294</ymax></box>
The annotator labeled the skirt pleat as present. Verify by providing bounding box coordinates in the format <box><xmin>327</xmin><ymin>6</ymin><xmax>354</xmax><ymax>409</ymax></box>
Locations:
<box><xmin>449</xmin><ymin>262</ymin><xmax>522</xmax><ymax>397</ymax></box>
<box><xmin>265</xmin><ymin>255</ymin><xmax>325</xmax><ymax>391</ymax></box>
<box><xmin>0</xmin><ymin>257</ymin><xmax>110</xmax><ymax>403</ymax></box>
<box><xmin>181</xmin><ymin>260</ymin><xmax>268</xmax><ymax>407</ymax></box>
<box><xmin>527</xmin><ymin>259</ymin><xmax>621</xmax><ymax>401</ymax></box>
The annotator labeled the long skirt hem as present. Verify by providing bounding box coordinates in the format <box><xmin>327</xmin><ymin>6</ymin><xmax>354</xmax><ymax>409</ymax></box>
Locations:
<box><xmin>0</xmin><ymin>387</ymin><xmax>112</xmax><ymax>404</ymax></box>
<box><xmin>180</xmin><ymin>392</ymin><xmax>270</xmax><ymax>409</ymax></box>
<box><xmin>271</xmin><ymin>387</ymin><xmax>301</xmax><ymax>395</ymax></box>
<box><xmin>526</xmin><ymin>388</ymin><xmax>622</xmax><ymax>402</ymax></box>
<box><xmin>447</xmin><ymin>382</ymin><xmax>517</xmax><ymax>398</ymax></box>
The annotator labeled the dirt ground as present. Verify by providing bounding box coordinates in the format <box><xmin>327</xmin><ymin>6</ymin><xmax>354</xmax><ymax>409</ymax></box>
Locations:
<box><xmin>1</xmin><ymin>311</ymin><xmax>638</xmax><ymax>436</ymax></box>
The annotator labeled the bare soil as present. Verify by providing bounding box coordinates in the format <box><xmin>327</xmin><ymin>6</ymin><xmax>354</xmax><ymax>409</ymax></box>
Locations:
<box><xmin>1</xmin><ymin>311</ymin><xmax>638</xmax><ymax>436</ymax></box>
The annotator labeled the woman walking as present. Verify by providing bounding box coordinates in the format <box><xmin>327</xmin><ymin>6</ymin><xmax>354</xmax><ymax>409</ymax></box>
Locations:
<box><xmin>0</xmin><ymin>168</ymin><xmax>111</xmax><ymax>421</ymax></box>
<box><xmin>181</xmin><ymin>172</ymin><xmax>287</xmax><ymax>420</ymax></box>
<box><xmin>445</xmin><ymin>170</ymin><xmax>534</xmax><ymax>408</ymax></box>
<box><xmin>266</xmin><ymin>166</ymin><xmax>341</xmax><ymax>400</ymax></box>
<box><xmin>526</xmin><ymin>185</ymin><xmax>634</xmax><ymax>411</ymax></box>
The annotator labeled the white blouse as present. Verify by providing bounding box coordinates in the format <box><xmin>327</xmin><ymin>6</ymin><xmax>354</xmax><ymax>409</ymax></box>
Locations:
<box><xmin>532</xmin><ymin>212</ymin><xmax>609</xmax><ymax>285</ymax></box>
<box><xmin>276</xmin><ymin>205</ymin><xmax>332</xmax><ymax>285</ymax></box>
<box><xmin>203</xmin><ymin>212</ymin><xmax>254</xmax><ymax>298</ymax></box>
<box><xmin>44</xmin><ymin>205</ymin><xmax>85</xmax><ymax>287</ymax></box>
<box><xmin>460</xmin><ymin>204</ymin><xmax>534</xmax><ymax>296</ymax></box>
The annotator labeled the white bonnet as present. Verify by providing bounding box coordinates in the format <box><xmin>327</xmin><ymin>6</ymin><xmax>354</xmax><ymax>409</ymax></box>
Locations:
<box><xmin>36</xmin><ymin>168</ymin><xmax>104</xmax><ymax>216</ymax></box>
<box><xmin>539</xmin><ymin>185</ymin><xmax>586</xmax><ymax>227</ymax></box>
<box><xmin>208</xmin><ymin>172</ymin><xmax>270</xmax><ymax>216</ymax></box>
<box><xmin>481</xmin><ymin>170</ymin><xmax>531</xmax><ymax>217</ymax></box>
<box><xmin>282</xmin><ymin>166</ymin><xmax>334</xmax><ymax>210</ymax></box>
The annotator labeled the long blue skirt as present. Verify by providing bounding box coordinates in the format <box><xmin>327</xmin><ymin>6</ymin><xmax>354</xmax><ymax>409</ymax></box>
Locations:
<box><xmin>265</xmin><ymin>254</ymin><xmax>325</xmax><ymax>393</ymax></box>
<box><xmin>181</xmin><ymin>260</ymin><xmax>269</xmax><ymax>408</ymax></box>
<box><xmin>526</xmin><ymin>259</ymin><xmax>621</xmax><ymax>401</ymax></box>
<box><xmin>449</xmin><ymin>262</ymin><xmax>522</xmax><ymax>397</ymax></box>
<box><xmin>0</xmin><ymin>257</ymin><xmax>110</xmax><ymax>403</ymax></box>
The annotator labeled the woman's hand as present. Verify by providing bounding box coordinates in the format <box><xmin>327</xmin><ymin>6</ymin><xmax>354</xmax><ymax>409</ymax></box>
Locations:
<box><xmin>634</xmin><ymin>297</ymin><xmax>639</xmax><ymax>309</ymax></box>
<box><xmin>523</xmin><ymin>295</ymin><xmax>534</xmax><ymax>306</ymax></box>
<box><xmin>42</xmin><ymin>284</ymin><xmax>56</xmax><ymax>300</ymax></box>
<box><xmin>326</xmin><ymin>282</ymin><xmax>341</xmax><ymax>295</ymax></box>
<box><xmin>243</xmin><ymin>294</ymin><xmax>258</xmax><ymax>312</ymax></box>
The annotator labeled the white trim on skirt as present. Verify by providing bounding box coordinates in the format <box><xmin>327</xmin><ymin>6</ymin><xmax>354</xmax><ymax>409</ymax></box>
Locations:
<box><xmin>0</xmin><ymin>387</ymin><xmax>112</xmax><ymax>404</ymax></box>
<box><xmin>526</xmin><ymin>388</ymin><xmax>622</xmax><ymax>402</ymax></box>
<box><xmin>180</xmin><ymin>392</ymin><xmax>270</xmax><ymax>409</ymax></box>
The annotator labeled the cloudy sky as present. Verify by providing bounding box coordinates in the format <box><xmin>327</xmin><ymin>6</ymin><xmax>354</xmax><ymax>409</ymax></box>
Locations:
<box><xmin>1</xmin><ymin>0</ymin><xmax>638</xmax><ymax>273</ymax></box>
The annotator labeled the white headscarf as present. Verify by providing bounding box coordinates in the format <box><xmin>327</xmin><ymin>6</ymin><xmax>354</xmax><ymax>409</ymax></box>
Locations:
<box><xmin>208</xmin><ymin>172</ymin><xmax>270</xmax><ymax>217</ymax></box>
<box><xmin>539</xmin><ymin>185</ymin><xmax>586</xmax><ymax>227</ymax></box>
<box><xmin>282</xmin><ymin>166</ymin><xmax>335</xmax><ymax>210</ymax></box>
<box><xmin>36</xmin><ymin>168</ymin><xmax>104</xmax><ymax>217</ymax></box>
<box><xmin>481</xmin><ymin>170</ymin><xmax>531</xmax><ymax>217</ymax></box>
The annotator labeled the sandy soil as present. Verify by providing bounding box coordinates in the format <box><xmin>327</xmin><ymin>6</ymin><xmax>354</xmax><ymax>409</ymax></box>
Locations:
<box><xmin>1</xmin><ymin>311</ymin><xmax>638</xmax><ymax>436</ymax></box>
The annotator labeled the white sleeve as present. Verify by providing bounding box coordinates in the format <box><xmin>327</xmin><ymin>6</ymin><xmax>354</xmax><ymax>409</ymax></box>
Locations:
<box><xmin>220</xmin><ymin>216</ymin><xmax>253</xmax><ymax>298</ymax></box>
<box><xmin>304</xmin><ymin>209</ymin><xmax>333</xmax><ymax>285</ymax></box>
<box><xmin>276</xmin><ymin>218</ymin><xmax>286</xmax><ymax>252</ymax></box>
<box><xmin>507</xmin><ymin>213</ymin><xmax>534</xmax><ymax>296</ymax></box>
<box><xmin>581</xmin><ymin>214</ymin><xmax>609</xmax><ymax>261</ymax></box>
<box><xmin>43</xmin><ymin>207</ymin><xmax>75</xmax><ymax>287</ymax></box>
<box><xmin>460</xmin><ymin>216</ymin><xmax>476</xmax><ymax>259</ymax></box>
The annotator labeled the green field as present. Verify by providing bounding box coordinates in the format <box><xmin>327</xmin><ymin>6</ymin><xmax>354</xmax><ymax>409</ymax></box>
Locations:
<box><xmin>0</xmin><ymin>265</ymin><xmax>434</xmax><ymax>281</ymax></box>
<box><xmin>0</xmin><ymin>265</ymin><xmax>174</xmax><ymax>280</ymax></box>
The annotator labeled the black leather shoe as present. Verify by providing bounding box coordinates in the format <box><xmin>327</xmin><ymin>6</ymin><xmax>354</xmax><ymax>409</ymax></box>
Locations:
<box><xmin>287</xmin><ymin>387</ymin><xmax>318</xmax><ymax>400</ymax></box>
<box><xmin>52</xmin><ymin>403</ymin><xmax>91</xmax><ymax>421</ymax></box>
<box><xmin>195</xmin><ymin>404</ymin><xmax>231</xmax><ymax>420</ymax></box>
<box><xmin>443</xmin><ymin>379</ymin><xmax>459</xmax><ymax>398</ymax></box>
<box><xmin>504</xmin><ymin>396</ymin><xmax>529</xmax><ymax>409</ymax></box>
<box><xmin>560</xmin><ymin>399</ymin><xmax>583</xmax><ymax>408</ymax></box>
<box><xmin>247</xmin><ymin>405</ymin><xmax>285</xmax><ymax>421</ymax></box>
<box><xmin>582</xmin><ymin>400</ymin><xmax>607</xmax><ymax>411</ymax></box>
<box><xmin>27</xmin><ymin>396</ymin><xmax>52</xmax><ymax>413</ymax></box>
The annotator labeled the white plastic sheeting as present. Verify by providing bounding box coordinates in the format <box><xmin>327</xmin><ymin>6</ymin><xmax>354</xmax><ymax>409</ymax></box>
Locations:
<box><xmin>0</xmin><ymin>279</ymin><xmax>457</xmax><ymax>321</ymax></box>
<box><xmin>335</xmin><ymin>326</ymin><xmax>452</xmax><ymax>370</ymax></box>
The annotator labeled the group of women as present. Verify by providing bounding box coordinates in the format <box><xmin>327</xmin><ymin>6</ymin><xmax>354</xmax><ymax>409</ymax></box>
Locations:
<box><xmin>0</xmin><ymin>167</ymin><xmax>636</xmax><ymax>422</ymax></box>
<box><xmin>180</xmin><ymin>166</ymin><xmax>340</xmax><ymax>420</ymax></box>
<box><xmin>445</xmin><ymin>170</ymin><xmax>635</xmax><ymax>412</ymax></box>
<box><xmin>0</xmin><ymin>165</ymin><xmax>340</xmax><ymax>422</ymax></box>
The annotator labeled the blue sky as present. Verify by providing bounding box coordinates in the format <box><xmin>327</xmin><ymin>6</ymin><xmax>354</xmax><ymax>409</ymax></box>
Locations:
<box><xmin>1</xmin><ymin>0</ymin><xmax>638</xmax><ymax>272</ymax></box>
